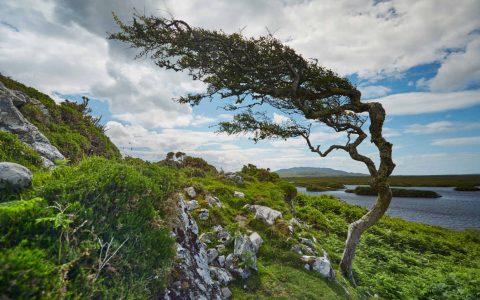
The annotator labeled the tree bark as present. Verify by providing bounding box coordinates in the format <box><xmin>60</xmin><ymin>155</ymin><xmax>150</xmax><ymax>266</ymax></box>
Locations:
<box><xmin>340</xmin><ymin>183</ymin><xmax>392</xmax><ymax>282</ymax></box>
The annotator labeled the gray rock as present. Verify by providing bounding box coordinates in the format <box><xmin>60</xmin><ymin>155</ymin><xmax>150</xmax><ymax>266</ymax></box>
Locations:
<box><xmin>186</xmin><ymin>200</ymin><xmax>199</xmax><ymax>211</ymax></box>
<box><xmin>0</xmin><ymin>162</ymin><xmax>32</xmax><ymax>190</ymax></box>
<box><xmin>198</xmin><ymin>209</ymin><xmax>209</xmax><ymax>220</ymax></box>
<box><xmin>300</xmin><ymin>255</ymin><xmax>316</xmax><ymax>264</ymax></box>
<box><xmin>217</xmin><ymin>228</ymin><xmax>232</xmax><ymax>245</ymax></box>
<box><xmin>304</xmin><ymin>264</ymin><xmax>311</xmax><ymax>271</ymax></box>
<box><xmin>217</xmin><ymin>255</ymin><xmax>226</xmax><ymax>267</ymax></box>
<box><xmin>233</xmin><ymin>191</ymin><xmax>245</xmax><ymax>198</ymax></box>
<box><xmin>233</xmin><ymin>234</ymin><xmax>257</xmax><ymax>270</ymax></box>
<box><xmin>206</xmin><ymin>195</ymin><xmax>222</xmax><ymax>208</ymax></box>
<box><xmin>299</xmin><ymin>237</ymin><xmax>316</xmax><ymax>248</ymax></box>
<box><xmin>312</xmin><ymin>256</ymin><xmax>334</xmax><ymax>279</ymax></box>
<box><xmin>225</xmin><ymin>172</ymin><xmax>244</xmax><ymax>185</ymax></box>
<box><xmin>199</xmin><ymin>232</ymin><xmax>215</xmax><ymax>244</ymax></box>
<box><xmin>247</xmin><ymin>205</ymin><xmax>282</xmax><ymax>226</ymax></box>
<box><xmin>291</xmin><ymin>244</ymin><xmax>316</xmax><ymax>256</ymax></box>
<box><xmin>162</xmin><ymin>194</ymin><xmax>223</xmax><ymax>300</ymax></box>
<box><xmin>184</xmin><ymin>186</ymin><xmax>197</xmax><ymax>198</ymax></box>
<box><xmin>207</xmin><ymin>248</ymin><xmax>219</xmax><ymax>264</ymax></box>
<box><xmin>221</xmin><ymin>287</ymin><xmax>232</xmax><ymax>299</ymax></box>
<box><xmin>249</xmin><ymin>232</ymin><xmax>263</xmax><ymax>253</ymax></box>
<box><xmin>209</xmin><ymin>266</ymin><xmax>234</xmax><ymax>285</ymax></box>
<box><xmin>0</xmin><ymin>85</ymin><xmax>65</xmax><ymax>166</ymax></box>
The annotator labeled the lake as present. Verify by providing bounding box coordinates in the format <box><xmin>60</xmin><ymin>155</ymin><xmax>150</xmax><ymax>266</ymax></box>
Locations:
<box><xmin>297</xmin><ymin>185</ymin><xmax>480</xmax><ymax>230</ymax></box>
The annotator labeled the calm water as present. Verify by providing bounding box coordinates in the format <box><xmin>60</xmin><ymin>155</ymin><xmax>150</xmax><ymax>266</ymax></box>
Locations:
<box><xmin>297</xmin><ymin>185</ymin><xmax>480</xmax><ymax>230</ymax></box>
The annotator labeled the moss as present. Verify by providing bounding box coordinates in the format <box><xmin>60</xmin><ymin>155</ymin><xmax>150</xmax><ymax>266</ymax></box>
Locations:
<box><xmin>0</xmin><ymin>131</ymin><xmax>43</xmax><ymax>170</ymax></box>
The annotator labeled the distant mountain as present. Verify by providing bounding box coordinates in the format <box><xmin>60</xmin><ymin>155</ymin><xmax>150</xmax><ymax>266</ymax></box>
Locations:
<box><xmin>275</xmin><ymin>167</ymin><xmax>367</xmax><ymax>177</ymax></box>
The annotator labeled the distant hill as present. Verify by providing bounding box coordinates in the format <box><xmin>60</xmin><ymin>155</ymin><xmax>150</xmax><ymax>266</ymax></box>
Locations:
<box><xmin>275</xmin><ymin>167</ymin><xmax>367</xmax><ymax>177</ymax></box>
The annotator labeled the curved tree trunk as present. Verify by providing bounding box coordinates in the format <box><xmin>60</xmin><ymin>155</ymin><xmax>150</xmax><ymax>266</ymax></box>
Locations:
<box><xmin>340</xmin><ymin>185</ymin><xmax>392</xmax><ymax>282</ymax></box>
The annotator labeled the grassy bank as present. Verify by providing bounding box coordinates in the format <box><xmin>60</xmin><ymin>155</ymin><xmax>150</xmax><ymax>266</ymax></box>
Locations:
<box><xmin>345</xmin><ymin>186</ymin><xmax>441</xmax><ymax>198</ymax></box>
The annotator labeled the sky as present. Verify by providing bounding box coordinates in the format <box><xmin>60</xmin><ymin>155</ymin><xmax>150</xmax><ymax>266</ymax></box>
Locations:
<box><xmin>1</xmin><ymin>0</ymin><xmax>480</xmax><ymax>175</ymax></box>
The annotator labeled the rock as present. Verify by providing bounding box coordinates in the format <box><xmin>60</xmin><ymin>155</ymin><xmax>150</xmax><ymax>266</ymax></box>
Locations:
<box><xmin>0</xmin><ymin>162</ymin><xmax>33</xmax><ymax>190</ymax></box>
<box><xmin>289</xmin><ymin>218</ymin><xmax>301</xmax><ymax>226</ymax></box>
<box><xmin>288</xmin><ymin>225</ymin><xmax>294</xmax><ymax>234</ymax></box>
<box><xmin>0</xmin><ymin>85</ymin><xmax>65</xmax><ymax>166</ymax></box>
<box><xmin>304</xmin><ymin>264</ymin><xmax>311</xmax><ymax>271</ymax></box>
<box><xmin>184</xmin><ymin>186</ymin><xmax>196</xmax><ymax>198</ymax></box>
<box><xmin>291</xmin><ymin>244</ymin><xmax>316</xmax><ymax>256</ymax></box>
<box><xmin>207</xmin><ymin>248</ymin><xmax>219</xmax><ymax>264</ymax></box>
<box><xmin>216</xmin><ymin>244</ymin><xmax>226</xmax><ymax>253</ymax></box>
<box><xmin>198</xmin><ymin>209</ymin><xmax>209</xmax><ymax>220</ymax></box>
<box><xmin>221</xmin><ymin>287</ymin><xmax>232</xmax><ymax>299</ymax></box>
<box><xmin>233</xmin><ymin>234</ymin><xmax>257</xmax><ymax>270</ymax></box>
<box><xmin>199</xmin><ymin>232</ymin><xmax>215</xmax><ymax>244</ymax></box>
<box><xmin>225</xmin><ymin>172</ymin><xmax>244</xmax><ymax>185</ymax></box>
<box><xmin>300</xmin><ymin>255</ymin><xmax>316</xmax><ymax>264</ymax></box>
<box><xmin>206</xmin><ymin>195</ymin><xmax>222</xmax><ymax>208</ymax></box>
<box><xmin>249</xmin><ymin>232</ymin><xmax>263</xmax><ymax>253</ymax></box>
<box><xmin>209</xmin><ymin>266</ymin><xmax>234</xmax><ymax>285</ymax></box>
<box><xmin>299</xmin><ymin>237</ymin><xmax>315</xmax><ymax>248</ymax></box>
<box><xmin>312</xmin><ymin>256</ymin><xmax>334</xmax><ymax>279</ymax></box>
<box><xmin>216</xmin><ymin>228</ymin><xmax>232</xmax><ymax>245</ymax></box>
<box><xmin>186</xmin><ymin>200</ymin><xmax>199</xmax><ymax>211</ymax></box>
<box><xmin>247</xmin><ymin>205</ymin><xmax>282</xmax><ymax>226</ymax></box>
<box><xmin>233</xmin><ymin>191</ymin><xmax>245</xmax><ymax>198</ymax></box>
<box><xmin>217</xmin><ymin>255</ymin><xmax>226</xmax><ymax>267</ymax></box>
<box><xmin>162</xmin><ymin>194</ymin><xmax>223</xmax><ymax>300</ymax></box>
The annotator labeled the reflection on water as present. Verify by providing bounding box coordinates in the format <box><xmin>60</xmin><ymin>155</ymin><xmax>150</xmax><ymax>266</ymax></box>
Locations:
<box><xmin>297</xmin><ymin>185</ymin><xmax>480</xmax><ymax>230</ymax></box>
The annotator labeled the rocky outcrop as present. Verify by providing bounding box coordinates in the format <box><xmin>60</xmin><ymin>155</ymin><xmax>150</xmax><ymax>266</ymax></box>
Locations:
<box><xmin>233</xmin><ymin>191</ymin><xmax>245</xmax><ymax>198</ymax></box>
<box><xmin>225</xmin><ymin>172</ymin><xmax>244</xmax><ymax>185</ymax></box>
<box><xmin>163</xmin><ymin>194</ymin><xmax>224</xmax><ymax>300</ymax></box>
<box><xmin>0</xmin><ymin>162</ymin><xmax>32</xmax><ymax>190</ymax></box>
<box><xmin>0</xmin><ymin>84</ymin><xmax>64</xmax><ymax>166</ymax></box>
<box><xmin>301</xmin><ymin>252</ymin><xmax>335</xmax><ymax>279</ymax></box>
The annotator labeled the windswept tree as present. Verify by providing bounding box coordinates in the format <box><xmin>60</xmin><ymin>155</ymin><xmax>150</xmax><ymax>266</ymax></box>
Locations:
<box><xmin>109</xmin><ymin>13</ymin><xmax>395</xmax><ymax>280</ymax></box>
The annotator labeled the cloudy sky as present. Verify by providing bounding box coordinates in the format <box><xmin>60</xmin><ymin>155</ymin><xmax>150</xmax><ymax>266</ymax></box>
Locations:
<box><xmin>1</xmin><ymin>0</ymin><xmax>480</xmax><ymax>174</ymax></box>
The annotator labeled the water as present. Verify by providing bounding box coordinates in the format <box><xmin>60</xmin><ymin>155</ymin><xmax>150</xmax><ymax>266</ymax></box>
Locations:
<box><xmin>297</xmin><ymin>185</ymin><xmax>480</xmax><ymax>230</ymax></box>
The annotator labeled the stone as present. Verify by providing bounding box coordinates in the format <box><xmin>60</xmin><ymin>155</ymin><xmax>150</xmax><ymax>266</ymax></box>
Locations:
<box><xmin>289</xmin><ymin>218</ymin><xmax>301</xmax><ymax>226</ymax></box>
<box><xmin>233</xmin><ymin>234</ymin><xmax>257</xmax><ymax>270</ymax></box>
<box><xmin>288</xmin><ymin>225</ymin><xmax>294</xmax><ymax>234</ymax></box>
<box><xmin>222</xmin><ymin>287</ymin><xmax>232</xmax><ymax>299</ymax></box>
<box><xmin>198</xmin><ymin>209</ymin><xmax>209</xmax><ymax>220</ymax></box>
<box><xmin>233</xmin><ymin>191</ymin><xmax>245</xmax><ymax>198</ymax></box>
<box><xmin>207</xmin><ymin>248</ymin><xmax>219</xmax><ymax>264</ymax></box>
<box><xmin>217</xmin><ymin>255</ymin><xmax>226</xmax><ymax>267</ymax></box>
<box><xmin>300</xmin><ymin>255</ymin><xmax>316</xmax><ymax>264</ymax></box>
<box><xmin>312</xmin><ymin>256</ymin><xmax>334</xmax><ymax>279</ymax></box>
<box><xmin>199</xmin><ymin>232</ymin><xmax>215</xmax><ymax>244</ymax></box>
<box><xmin>0</xmin><ymin>85</ymin><xmax>65</xmax><ymax>166</ymax></box>
<box><xmin>299</xmin><ymin>237</ymin><xmax>315</xmax><ymax>248</ymax></box>
<box><xmin>304</xmin><ymin>264</ymin><xmax>311</xmax><ymax>271</ymax></box>
<box><xmin>162</xmin><ymin>194</ymin><xmax>223</xmax><ymax>299</ymax></box>
<box><xmin>225</xmin><ymin>172</ymin><xmax>244</xmax><ymax>185</ymax></box>
<box><xmin>184</xmin><ymin>186</ymin><xmax>196</xmax><ymax>198</ymax></box>
<box><xmin>0</xmin><ymin>162</ymin><xmax>32</xmax><ymax>190</ymax></box>
<box><xmin>291</xmin><ymin>244</ymin><xmax>316</xmax><ymax>256</ymax></box>
<box><xmin>216</xmin><ymin>244</ymin><xmax>226</xmax><ymax>253</ymax></box>
<box><xmin>247</xmin><ymin>205</ymin><xmax>282</xmax><ymax>226</ymax></box>
<box><xmin>216</xmin><ymin>228</ymin><xmax>232</xmax><ymax>245</ymax></box>
<box><xmin>249</xmin><ymin>232</ymin><xmax>263</xmax><ymax>253</ymax></box>
<box><xmin>206</xmin><ymin>195</ymin><xmax>222</xmax><ymax>208</ymax></box>
<box><xmin>209</xmin><ymin>266</ymin><xmax>234</xmax><ymax>285</ymax></box>
<box><xmin>186</xmin><ymin>200</ymin><xmax>198</xmax><ymax>211</ymax></box>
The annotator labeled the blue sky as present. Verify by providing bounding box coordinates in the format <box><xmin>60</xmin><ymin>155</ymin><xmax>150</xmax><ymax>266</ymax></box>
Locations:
<box><xmin>1</xmin><ymin>0</ymin><xmax>479</xmax><ymax>174</ymax></box>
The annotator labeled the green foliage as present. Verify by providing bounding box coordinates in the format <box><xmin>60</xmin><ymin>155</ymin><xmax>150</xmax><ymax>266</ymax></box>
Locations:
<box><xmin>240</xmin><ymin>164</ymin><xmax>280</xmax><ymax>182</ymax></box>
<box><xmin>455</xmin><ymin>185</ymin><xmax>480</xmax><ymax>191</ymax></box>
<box><xmin>0</xmin><ymin>75</ymin><xmax>121</xmax><ymax>162</ymax></box>
<box><xmin>0</xmin><ymin>131</ymin><xmax>43</xmax><ymax>170</ymax></box>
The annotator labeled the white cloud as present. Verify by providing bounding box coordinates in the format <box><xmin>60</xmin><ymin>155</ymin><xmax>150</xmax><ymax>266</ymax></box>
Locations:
<box><xmin>405</xmin><ymin>121</ymin><xmax>480</xmax><ymax>134</ymax></box>
<box><xmin>371</xmin><ymin>90</ymin><xmax>480</xmax><ymax>115</ymax></box>
<box><xmin>272</xmin><ymin>113</ymin><xmax>291</xmax><ymax>125</ymax></box>
<box><xmin>394</xmin><ymin>152</ymin><xmax>480</xmax><ymax>175</ymax></box>
<box><xmin>359</xmin><ymin>85</ymin><xmax>391</xmax><ymax>99</ymax></box>
<box><xmin>431</xmin><ymin>136</ymin><xmax>480</xmax><ymax>146</ymax></box>
<box><xmin>430</xmin><ymin>35</ymin><xmax>480</xmax><ymax>92</ymax></box>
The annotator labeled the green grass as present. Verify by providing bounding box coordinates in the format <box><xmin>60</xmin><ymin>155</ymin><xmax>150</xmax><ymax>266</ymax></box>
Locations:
<box><xmin>345</xmin><ymin>186</ymin><xmax>441</xmax><ymax>198</ymax></box>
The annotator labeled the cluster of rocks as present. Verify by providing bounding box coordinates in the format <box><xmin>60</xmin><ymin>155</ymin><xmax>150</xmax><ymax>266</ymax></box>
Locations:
<box><xmin>0</xmin><ymin>82</ymin><xmax>65</xmax><ymax>166</ymax></box>
<box><xmin>165</xmin><ymin>188</ymin><xmax>266</xmax><ymax>299</ymax></box>
<box><xmin>225</xmin><ymin>172</ymin><xmax>244</xmax><ymax>185</ymax></box>
<box><xmin>291</xmin><ymin>236</ymin><xmax>335</xmax><ymax>279</ymax></box>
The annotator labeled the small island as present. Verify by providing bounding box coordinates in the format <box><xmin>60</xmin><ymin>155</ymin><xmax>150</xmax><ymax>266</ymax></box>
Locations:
<box><xmin>345</xmin><ymin>186</ymin><xmax>441</xmax><ymax>198</ymax></box>
<box><xmin>454</xmin><ymin>186</ymin><xmax>480</xmax><ymax>191</ymax></box>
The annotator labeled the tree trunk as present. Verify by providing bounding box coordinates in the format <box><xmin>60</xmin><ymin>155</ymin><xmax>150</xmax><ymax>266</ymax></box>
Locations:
<box><xmin>340</xmin><ymin>185</ymin><xmax>392</xmax><ymax>282</ymax></box>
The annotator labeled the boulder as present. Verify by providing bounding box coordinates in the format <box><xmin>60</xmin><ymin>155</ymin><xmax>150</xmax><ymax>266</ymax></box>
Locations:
<box><xmin>233</xmin><ymin>234</ymin><xmax>258</xmax><ymax>270</ymax></box>
<box><xmin>0</xmin><ymin>162</ymin><xmax>32</xmax><ymax>190</ymax></box>
<box><xmin>186</xmin><ymin>200</ymin><xmax>199</xmax><ymax>211</ymax></box>
<box><xmin>312</xmin><ymin>256</ymin><xmax>334</xmax><ymax>279</ymax></box>
<box><xmin>217</xmin><ymin>255</ymin><xmax>226</xmax><ymax>267</ymax></box>
<box><xmin>249</xmin><ymin>232</ymin><xmax>263</xmax><ymax>253</ymax></box>
<box><xmin>221</xmin><ymin>287</ymin><xmax>232</xmax><ymax>299</ymax></box>
<box><xmin>199</xmin><ymin>232</ymin><xmax>215</xmax><ymax>244</ymax></box>
<box><xmin>291</xmin><ymin>244</ymin><xmax>317</xmax><ymax>256</ymax></box>
<box><xmin>233</xmin><ymin>191</ymin><xmax>245</xmax><ymax>198</ymax></box>
<box><xmin>184</xmin><ymin>186</ymin><xmax>196</xmax><ymax>198</ymax></box>
<box><xmin>198</xmin><ymin>209</ymin><xmax>209</xmax><ymax>221</ymax></box>
<box><xmin>216</xmin><ymin>228</ymin><xmax>232</xmax><ymax>245</ymax></box>
<box><xmin>206</xmin><ymin>195</ymin><xmax>222</xmax><ymax>208</ymax></box>
<box><xmin>247</xmin><ymin>205</ymin><xmax>282</xmax><ymax>226</ymax></box>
